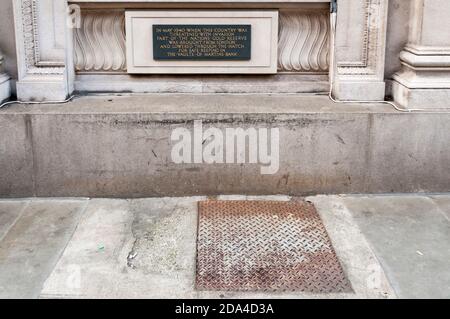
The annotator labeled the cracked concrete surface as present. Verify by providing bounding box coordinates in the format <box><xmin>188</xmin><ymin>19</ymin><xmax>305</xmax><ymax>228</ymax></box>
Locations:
<box><xmin>0</xmin><ymin>194</ymin><xmax>449</xmax><ymax>299</ymax></box>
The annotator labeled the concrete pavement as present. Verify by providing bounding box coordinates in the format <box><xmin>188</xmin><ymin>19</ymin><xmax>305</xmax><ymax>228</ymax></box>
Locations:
<box><xmin>0</xmin><ymin>194</ymin><xmax>449</xmax><ymax>299</ymax></box>
<box><xmin>0</xmin><ymin>198</ymin><xmax>88</xmax><ymax>298</ymax></box>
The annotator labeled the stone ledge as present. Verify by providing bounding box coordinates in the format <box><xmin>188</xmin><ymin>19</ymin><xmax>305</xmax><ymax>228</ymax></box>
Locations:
<box><xmin>2</xmin><ymin>94</ymin><xmax>396</xmax><ymax>114</ymax></box>
<box><xmin>74</xmin><ymin>74</ymin><xmax>330</xmax><ymax>95</ymax></box>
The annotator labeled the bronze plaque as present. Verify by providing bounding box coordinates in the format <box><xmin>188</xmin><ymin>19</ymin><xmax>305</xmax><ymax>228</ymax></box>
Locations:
<box><xmin>153</xmin><ymin>24</ymin><xmax>251</xmax><ymax>60</ymax></box>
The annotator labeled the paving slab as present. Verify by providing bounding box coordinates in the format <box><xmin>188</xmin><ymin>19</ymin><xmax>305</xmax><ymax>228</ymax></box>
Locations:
<box><xmin>0</xmin><ymin>200</ymin><xmax>29</xmax><ymax>240</ymax></box>
<box><xmin>41</xmin><ymin>196</ymin><xmax>394</xmax><ymax>299</ymax></box>
<box><xmin>0</xmin><ymin>199</ymin><xmax>88</xmax><ymax>298</ymax></box>
<box><xmin>306</xmin><ymin>195</ymin><xmax>395</xmax><ymax>299</ymax></box>
<box><xmin>429</xmin><ymin>195</ymin><xmax>450</xmax><ymax>221</ymax></box>
<box><xmin>41</xmin><ymin>197</ymin><xmax>205</xmax><ymax>299</ymax></box>
<box><xmin>339</xmin><ymin>195</ymin><xmax>450</xmax><ymax>299</ymax></box>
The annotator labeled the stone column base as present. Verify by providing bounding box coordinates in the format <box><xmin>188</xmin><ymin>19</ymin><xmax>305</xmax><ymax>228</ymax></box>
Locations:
<box><xmin>333</xmin><ymin>81</ymin><xmax>386</xmax><ymax>101</ymax></box>
<box><xmin>0</xmin><ymin>73</ymin><xmax>11</xmax><ymax>103</ymax></box>
<box><xmin>331</xmin><ymin>0</ymin><xmax>388</xmax><ymax>102</ymax></box>
<box><xmin>392</xmin><ymin>81</ymin><xmax>450</xmax><ymax>109</ymax></box>
<box><xmin>16</xmin><ymin>77</ymin><xmax>68</xmax><ymax>102</ymax></box>
<box><xmin>392</xmin><ymin>49</ymin><xmax>450</xmax><ymax>109</ymax></box>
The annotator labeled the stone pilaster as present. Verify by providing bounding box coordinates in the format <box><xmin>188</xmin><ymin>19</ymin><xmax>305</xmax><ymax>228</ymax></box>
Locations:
<box><xmin>0</xmin><ymin>52</ymin><xmax>11</xmax><ymax>103</ymax></box>
<box><xmin>12</xmin><ymin>0</ymin><xmax>74</xmax><ymax>101</ymax></box>
<box><xmin>332</xmin><ymin>0</ymin><xmax>389</xmax><ymax>101</ymax></box>
<box><xmin>392</xmin><ymin>0</ymin><xmax>450</xmax><ymax>109</ymax></box>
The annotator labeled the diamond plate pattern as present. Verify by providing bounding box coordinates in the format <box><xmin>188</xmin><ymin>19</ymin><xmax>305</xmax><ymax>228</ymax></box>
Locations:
<box><xmin>196</xmin><ymin>200</ymin><xmax>352</xmax><ymax>293</ymax></box>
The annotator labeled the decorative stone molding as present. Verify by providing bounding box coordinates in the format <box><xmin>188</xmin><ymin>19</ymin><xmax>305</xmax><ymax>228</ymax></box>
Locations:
<box><xmin>336</xmin><ymin>0</ymin><xmax>370</xmax><ymax>72</ymax></box>
<box><xmin>74</xmin><ymin>10</ymin><xmax>126</xmax><ymax>73</ymax></box>
<box><xmin>18</xmin><ymin>0</ymin><xmax>65</xmax><ymax>75</ymax></box>
<box><xmin>278</xmin><ymin>11</ymin><xmax>329</xmax><ymax>73</ymax></box>
<box><xmin>13</xmin><ymin>0</ymin><xmax>71</xmax><ymax>101</ymax></box>
<box><xmin>74</xmin><ymin>9</ymin><xmax>329</xmax><ymax>74</ymax></box>
<box><xmin>332</xmin><ymin>0</ymin><xmax>389</xmax><ymax>100</ymax></box>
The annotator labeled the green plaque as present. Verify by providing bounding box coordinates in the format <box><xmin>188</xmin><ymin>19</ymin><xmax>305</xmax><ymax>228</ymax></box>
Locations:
<box><xmin>153</xmin><ymin>24</ymin><xmax>251</xmax><ymax>60</ymax></box>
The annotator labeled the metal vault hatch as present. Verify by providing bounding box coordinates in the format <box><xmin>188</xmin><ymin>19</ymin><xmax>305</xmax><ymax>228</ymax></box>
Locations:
<box><xmin>196</xmin><ymin>200</ymin><xmax>352</xmax><ymax>293</ymax></box>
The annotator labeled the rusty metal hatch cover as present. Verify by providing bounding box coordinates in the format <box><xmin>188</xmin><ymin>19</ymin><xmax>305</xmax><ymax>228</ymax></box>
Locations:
<box><xmin>196</xmin><ymin>200</ymin><xmax>352</xmax><ymax>293</ymax></box>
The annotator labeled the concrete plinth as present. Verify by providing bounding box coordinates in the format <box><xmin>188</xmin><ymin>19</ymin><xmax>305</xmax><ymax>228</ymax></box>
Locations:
<box><xmin>15</xmin><ymin>79</ymin><xmax>69</xmax><ymax>102</ymax></box>
<box><xmin>333</xmin><ymin>81</ymin><xmax>387</xmax><ymax>101</ymax></box>
<box><xmin>0</xmin><ymin>94</ymin><xmax>449</xmax><ymax>197</ymax></box>
<box><xmin>392</xmin><ymin>81</ymin><xmax>450</xmax><ymax>110</ymax></box>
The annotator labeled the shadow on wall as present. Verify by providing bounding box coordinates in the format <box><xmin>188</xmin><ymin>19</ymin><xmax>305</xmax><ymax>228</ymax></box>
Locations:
<box><xmin>384</xmin><ymin>0</ymin><xmax>410</xmax><ymax>92</ymax></box>
<box><xmin>0</xmin><ymin>0</ymin><xmax>17</xmax><ymax>93</ymax></box>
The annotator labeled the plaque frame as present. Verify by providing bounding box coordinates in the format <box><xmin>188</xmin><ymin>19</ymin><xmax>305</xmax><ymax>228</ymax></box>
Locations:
<box><xmin>125</xmin><ymin>10</ymin><xmax>278</xmax><ymax>74</ymax></box>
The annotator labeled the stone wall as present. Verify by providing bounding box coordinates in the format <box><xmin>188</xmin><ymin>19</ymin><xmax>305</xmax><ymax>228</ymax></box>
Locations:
<box><xmin>0</xmin><ymin>1</ymin><xmax>413</xmax><ymax>98</ymax></box>
<box><xmin>1</xmin><ymin>95</ymin><xmax>449</xmax><ymax>197</ymax></box>
<box><xmin>1</xmin><ymin>1</ymin><xmax>449</xmax><ymax>105</ymax></box>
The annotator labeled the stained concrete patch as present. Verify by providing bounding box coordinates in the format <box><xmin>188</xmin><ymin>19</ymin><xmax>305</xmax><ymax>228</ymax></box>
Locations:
<box><xmin>127</xmin><ymin>197</ymin><xmax>200</xmax><ymax>275</ymax></box>
<box><xmin>41</xmin><ymin>196</ymin><xmax>394</xmax><ymax>299</ymax></box>
<box><xmin>367</xmin><ymin>115</ymin><xmax>450</xmax><ymax>193</ymax></box>
<box><xmin>41</xmin><ymin>197</ymin><xmax>204</xmax><ymax>299</ymax></box>
<box><xmin>0</xmin><ymin>115</ymin><xmax>34</xmax><ymax>197</ymax></box>
<box><xmin>340</xmin><ymin>195</ymin><xmax>450</xmax><ymax>299</ymax></box>
<box><xmin>0</xmin><ymin>199</ymin><xmax>88</xmax><ymax>298</ymax></box>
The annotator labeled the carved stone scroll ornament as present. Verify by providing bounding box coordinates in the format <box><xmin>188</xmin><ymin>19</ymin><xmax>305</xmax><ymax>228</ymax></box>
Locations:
<box><xmin>74</xmin><ymin>10</ymin><xmax>126</xmax><ymax>72</ymax></box>
<box><xmin>278</xmin><ymin>11</ymin><xmax>330</xmax><ymax>73</ymax></box>
<box><xmin>74</xmin><ymin>10</ymin><xmax>329</xmax><ymax>74</ymax></box>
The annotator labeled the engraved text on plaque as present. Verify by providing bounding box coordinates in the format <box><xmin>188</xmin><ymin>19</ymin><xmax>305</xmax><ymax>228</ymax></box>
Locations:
<box><xmin>153</xmin><ymin>24</ymin><xmax>251</xmax><ymax>60</ymax></box>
